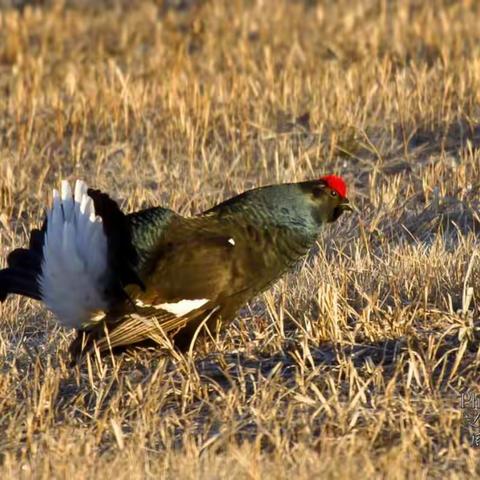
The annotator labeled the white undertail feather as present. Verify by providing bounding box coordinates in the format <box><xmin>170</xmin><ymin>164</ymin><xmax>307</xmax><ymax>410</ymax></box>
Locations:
<box><xmin>134</xmin><ymin>298</ymin><xmax>209</xmax><ymax>316</ymax></box>
<box><xmin>39</xmin><ymin>180</ymin><xmax>109</xmax><ymax>329</ymax></box>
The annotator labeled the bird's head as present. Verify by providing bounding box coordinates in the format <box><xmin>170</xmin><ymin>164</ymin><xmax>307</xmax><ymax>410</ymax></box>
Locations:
<box><xmin>204</xmin><ymin>174</ymin><xmax>352</xmax><ymax>236</ymax></box>
<box><xmin>300</xmin><ymin>175</ymin><xmax>352</xmax><ymax>225</ymax></box>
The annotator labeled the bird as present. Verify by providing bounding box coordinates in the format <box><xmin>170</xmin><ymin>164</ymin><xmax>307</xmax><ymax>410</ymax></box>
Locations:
<box><xmin>0</xmin><ymin>176</ymin><xmax>352</xmax><ymax>360</ymax></box>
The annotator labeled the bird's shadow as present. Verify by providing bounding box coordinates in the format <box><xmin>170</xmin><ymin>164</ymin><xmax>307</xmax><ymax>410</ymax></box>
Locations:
<box><xmin>53</xmin><ymin>328</ymin><xmax>476</xmax><ymax>419</ymax></box>
<box><xmin>195</xmin><ymin>331</ymin><xmax>475</xmax><ymax>393</ymax></box>
<box><xmin>40</xmin><ymin>324</ymin><xmax>477</xmax><ymax>453</ymax></box>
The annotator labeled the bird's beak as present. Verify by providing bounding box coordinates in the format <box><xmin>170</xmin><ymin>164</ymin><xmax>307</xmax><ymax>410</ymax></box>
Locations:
<box><xmin>330</xmin><ymin>198</ymin><xmax>354</xmax><ymax>222</ymax></box>
<box><xmin>339</xmin><ymin>198</ymin><xmax>353</xmax><ymax>212</ymax></box>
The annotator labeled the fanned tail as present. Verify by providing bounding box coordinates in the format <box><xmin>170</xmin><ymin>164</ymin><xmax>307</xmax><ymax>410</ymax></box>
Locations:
<box><xmin>38</xmin><ymin>180</ymin><xmax>110</xmax><ymax>329</ymax></box>
<box><xmin>1</xmin><ymin>179</ymin><xmax>146</xmax><ymax>333</ymax></box>
<box><xmin>1</xmin><ymin>180</ymin><xmax>112</xmax><ymax>330</ymax></box>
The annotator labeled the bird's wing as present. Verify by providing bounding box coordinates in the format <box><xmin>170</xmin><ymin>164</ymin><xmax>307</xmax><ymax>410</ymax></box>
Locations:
<box><xmin>67</xmin><ymin>218</ymin><xmax>244</xmax><ymax>355</ymax></box>
<box><xmin>127</xmin><ymin>216</ymin><xmax>244</xmax><ymax>303</ymax></box>
<box><xmin>99</xmin><ymin>219</ymin><xmax>249</xmax><ymax>348</ymax></box>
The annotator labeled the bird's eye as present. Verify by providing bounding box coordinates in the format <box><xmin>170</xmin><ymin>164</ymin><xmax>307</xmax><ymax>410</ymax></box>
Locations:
<box><xmin>331</xmin><ymin>191</ymin><xmax>337</xmax><ymax>197</ymax></box>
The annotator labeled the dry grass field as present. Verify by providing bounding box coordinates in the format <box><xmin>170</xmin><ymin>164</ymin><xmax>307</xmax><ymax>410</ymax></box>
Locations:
<box><xmin>0</xmin><ymin>0</ymin><xmax>480</xmax><ymax>478</ymax></box>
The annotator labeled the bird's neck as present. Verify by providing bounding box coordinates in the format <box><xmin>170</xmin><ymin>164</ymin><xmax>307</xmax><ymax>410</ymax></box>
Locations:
<box><xmin>239</xmin><ymin>185</ymin><xmax>321</xmax><ymax>240</ymax></box>
<box><xmin>244</xmin><ymin>204</ymin><xmax>319</xmax><ymax>242</ymax></box>
<box><xmin>232</xmin><ymin>199</ymin><xmax>321</xmax><ymax>275</ymax></box>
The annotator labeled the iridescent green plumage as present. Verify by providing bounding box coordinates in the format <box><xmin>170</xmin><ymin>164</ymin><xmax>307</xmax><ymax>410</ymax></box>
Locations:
<box><xmin>72</xmin><ymin>179</ymin><xmax>352</xmax><ymax>356</ymax></box>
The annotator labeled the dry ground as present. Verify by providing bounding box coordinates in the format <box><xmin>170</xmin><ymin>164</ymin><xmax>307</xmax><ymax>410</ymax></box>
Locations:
<box><xmin>0</xmin><ymin>0</ymin><xmax>480</xmax><ymax>478</ymax></box>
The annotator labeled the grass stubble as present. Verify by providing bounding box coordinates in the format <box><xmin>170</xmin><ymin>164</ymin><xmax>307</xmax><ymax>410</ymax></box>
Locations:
<box><xmin>0</xmin><ymin>0</ymin><xmax>480</xmax><ymax>478</ymax></box>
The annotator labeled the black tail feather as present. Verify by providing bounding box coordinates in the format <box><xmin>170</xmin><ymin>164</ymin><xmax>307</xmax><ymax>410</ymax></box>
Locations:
<box><xmin>87</xmin><ymin>188</ymin><xmax>145</xmax><ymax>294</ymax></box>
<box><xmin>29</xmin><ymin>224</ymin><xmax>46</xmax><ymax>253</ymax></box>
<box><xmin>7</xmin><ymin>248</ymin><xmax>42</xmax><ymax>273</ymax></box>
<box><xmin>0</xmin><ymin>267</ymin><xmax>41</xmax><ymax>302</ymax></box>
<box><xmin>1</xmin><ymin>219</ymin><xmax>46</xmax><ymax>302</ymax></box>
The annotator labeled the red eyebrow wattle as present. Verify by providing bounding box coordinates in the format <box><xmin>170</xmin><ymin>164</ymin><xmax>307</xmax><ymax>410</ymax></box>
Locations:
<box><xmin>320</xmin><ymin>175</ymin><xmax>347</xmax><ymax>198</ymax></box>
